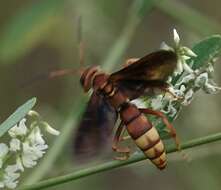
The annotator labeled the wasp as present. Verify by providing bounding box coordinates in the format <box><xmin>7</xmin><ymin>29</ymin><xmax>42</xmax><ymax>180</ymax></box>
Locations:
<box><xmin>42</xmin><ymin>18</ymin><xmax>181</xmax><ymax>169</ymax></box>
<box><xmin>73</xmin><ymin>49</ymin><xmax>180</xmax><ymax>170</ymax></box>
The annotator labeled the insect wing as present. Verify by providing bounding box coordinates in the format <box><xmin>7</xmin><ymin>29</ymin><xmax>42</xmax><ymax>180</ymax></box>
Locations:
<box><xmin>73</xmin><ymin>92</ymin><xmax>118</xmax><ymax>161</ymax></box>
<box><xmin>116</xmin><ymin>80</ymin><xmax>169</xmax><ymax>100</ymax></box>
<box><xmin>109</xmin><ymin>50</ymin><xmax>177</xmax><ymax>82</ymax></box>
<box><xmin>109</xmin><ymin>50</ymin><xmax>177</xmax><ymax>99</ymax></box>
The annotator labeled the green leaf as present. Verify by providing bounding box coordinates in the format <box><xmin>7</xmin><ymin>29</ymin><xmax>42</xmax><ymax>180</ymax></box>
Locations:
<box><xmin>0</xmin><ymin>97</ymin><xmax>37</xmax><ymax>137</ymax></box>
<box><xmin>0</xmin><ymin>0</ymin><xmax>64</xmax><ymax>62</ymax></box>
<box><xmin>191</xmin><ymin>35</ymin><xmax>221</xmax><ymax>69</ymax></box>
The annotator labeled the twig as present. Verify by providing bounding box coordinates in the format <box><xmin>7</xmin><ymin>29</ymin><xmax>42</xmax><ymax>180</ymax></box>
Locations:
<box><xmin>19</xmin><ymin>132</ymin><xmax>221</xmax><ymax>190</ymax></box>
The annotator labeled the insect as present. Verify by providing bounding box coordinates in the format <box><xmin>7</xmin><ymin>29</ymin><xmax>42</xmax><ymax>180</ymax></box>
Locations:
<box><xmin>73</xmin><ymin>49</ymin><xmax>181</xmax><ymax>170</ymax></box>
<box><xmin>42</xmin><ymin>18</ymin><xmax>181</xmax><ymax>169</ymax></box>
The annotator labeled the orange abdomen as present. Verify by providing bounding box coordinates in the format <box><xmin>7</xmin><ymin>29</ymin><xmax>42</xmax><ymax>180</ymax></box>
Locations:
<box><xmin>120</xmin><ymin>103</ymin><xmax>167</xmax><ymax>170</ymax></box>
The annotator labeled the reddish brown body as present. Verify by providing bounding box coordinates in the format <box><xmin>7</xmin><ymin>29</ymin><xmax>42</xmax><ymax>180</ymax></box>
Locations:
<box><xmin>80</xmin><ymin>66</ymin><xmax>167</xmax><ymax>169</ymax></box>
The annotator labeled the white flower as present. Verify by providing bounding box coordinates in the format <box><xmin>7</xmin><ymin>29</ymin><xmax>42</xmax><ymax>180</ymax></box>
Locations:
<box><xmin>168</xmin><ymin>104</ymin><xmax>178</xmax><ymax>117</ymax></box>
<box><xmin>180</xmin><ymin>85</ymin><xmax>186</xmax><ymax>92</ymax></box>
<box><xmin>175</xmin><ymin>59</ymin><xmax>183</xmax><ymax>75</ymax></box>
<box><xmin>182</xmin><ymin>55</ymin><xmax>191</xmax><ymax>60</ymax></box>
<box><xmin>9</xmin><ymin>138</ymin><xmax>20</xmax><ymax>152</ymax></box>
<box><xmin>207</xmin><ymin>63</ymin><xmax>214</xmax><ymax>73</ymax></box>
<box><xmin>204</xmin><ymin>81</ymin><xmax>221</xmax><ymax>94</ymax></box>
<box><xmin>182</xmin><ymin>46</ymin><xmax>197</xmax><ymax>57</ymax></box>
<box><xmin>160</xmin><ymin>41</ymin><xmax>173</xmax><ymax>51</ymax></box>
<box><xmin>32</xmin><ymin>144</ymin><xmax>48</xmax><ymax>158</ymax></box>
<box><xmin>21</xmin><ymin>154</ymin><xmax>37</xmax><ymax>168</ymax></box>
<box><xmin>194</xmin><ymin>72</ymin><xmax>221</xmax><ymax>94</ymax></box>
<box><xmin>167</xmin><ymin>76</ymin><xmax>172</xmax><ymax>83</ymax></box>
<box><xmin>195</xmin><ymin>72</ymin><xmax>208</xmax><ymax>87</ymax></box>
<box><xmin>169</xmin><ymin>29</ymin><xmax>198</xmax><ymax>76</ymax></box>
<box><xmin>166</xmin><ymin>86</ymin><xmax>184</xmax><ymax>99</ymax></box>
<box><xmin>173</xmin><ymin>29</ymin><xmax>180</xmax><ymax>46</ymax></box>
<box><xmin>175</xmin><ymin>57</ymin><xmax>194</xmax><ymax>76</ymax></box>
<box><xmin>4</xmin><ymin>164</ymin><xmax>20</xmax><ymax>189</ymax></box>
<box><xmin>0</xmin><ymin>182</ymin><xmax>4</xmax><ymax>188</ymax></box>
<box><xmin>0</xmin><ymin>143</ymin><xmax>9</xmax><ymax>168</ymax></box>
<box><xmin>28</xmin><ymin>126</ymin><xmax>45</xmax><ymax>145</ymax></box>
<box><xmin>15</xmin><ymin>157</ymin><xmax>24</xmax><ymax>172</ymax></box>
<box><xmin>131</xmin><ymin>99</ymin><xmax>146</xmax><ymax>108</ymax></box>
<box><xmin>151</xmin><ymin>95</ymin><xmax>164</xmax><ymax>110</ymax></box>
<box><xmin>183</xmin><ymin>61</ymin><xmax>194</xmax><ymax>73</ymax></box>
<box><xmin>8</xmin><ymin>118</ymin><xmax>28</xmax><ymax>137</ymax></box>
<box><xmin>0</xmin><ymin>110</ymin><xmax>60</xmax><ymax>189</ymax></box>
<box><xmin>176</xmin><ymin>73</ymin><xmax>195</xmax><ymax>87</ymax></box>
<box><xmin>182</xmin><ymin>89</ymin><xmax>194</xmax><ymax>106</ymax></box>
<box><xmin>5</xmin><ymin>165</ymin><xmax>19</xmax><ymax>174</ymax></box>
<box><xmin>162</xmin><ymin>101</ymin><xmax>177</xmax><ymax>118</ymax></box>
<box><xmin>43</xmin><ymin>122</ymin><xmax>60</xmax><ymax>136</ymax></box>
<box><xmin>21</xmin><ymin>133</ymin><xmax>48</xmax><ymax>168</ymax></box>
<box><xmin>21</xmin><ymin>140</ymin><xmax>47</xmax><ymax>168</ymax></box>
<box><xmin>21</xmin><ymin>142</ymin><xmax>38</xmax><ymax>168</ymax></box>
<box><xmin>4</xmin><ymin>175</ymin><xmax>18</xmax><ymax>189</ymax></box>
<box><xmin>0</xmin><ymin>143</ymin><xmax>9</xmax><ymax>158</ymax></box>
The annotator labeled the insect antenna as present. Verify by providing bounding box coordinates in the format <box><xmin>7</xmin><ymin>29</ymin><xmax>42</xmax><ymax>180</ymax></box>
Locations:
<box><xmin>47</xmin><ymin>16</ymin><xmax>85</xmax><ymax>78</ymax></box>
<box><xmin>78</xmin><ymin>16</ymin><xmax>85</xmax><ymax>70</ymax></box>
<box><xmin>48</xmin><ymin>16</ymin><xmax>85</xmax><ymax>78</ymax></box>
<box><xmin>21</xmin><ymin>16</ymin><xmax>85</xmax><ymax>88</ymax></box>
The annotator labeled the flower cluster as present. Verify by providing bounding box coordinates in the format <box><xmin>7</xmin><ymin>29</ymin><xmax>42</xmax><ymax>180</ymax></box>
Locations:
<box><xmin>161</xmin><ymin>29</ymin><xmax>197</xmax><ymax>75</ymax></box>
<box><xmin>0</xmin><ymin>111</ymin><xmax>60</xmax><ymax>189</ymax></box>
<box><xmin>156</xmin><ymin>29</ymin><xmax>221</xmax><ymax>119</ymax></box>
<box><xmin>134</xmin><ymin>29</ymin><xmax>220</xmax><ymax>131</ymax></box>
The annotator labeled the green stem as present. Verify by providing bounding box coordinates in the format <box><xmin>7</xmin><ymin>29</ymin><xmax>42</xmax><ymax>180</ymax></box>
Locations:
<box><xmin>19</xmin><ymin>132</ymin><xmax>221</xmax><ymax>190</ymax></box>
<box><xmin>103</xmin><ymin>0</ymin><xmax>155</xmax><ymax>72</ymax></box>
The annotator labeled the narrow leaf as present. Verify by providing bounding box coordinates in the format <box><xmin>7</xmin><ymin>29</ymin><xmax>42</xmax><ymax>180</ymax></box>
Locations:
<box><xmin>0</xmin><ymin>97</ymin><xmax>37</xmax><ymax>137</ymax></box>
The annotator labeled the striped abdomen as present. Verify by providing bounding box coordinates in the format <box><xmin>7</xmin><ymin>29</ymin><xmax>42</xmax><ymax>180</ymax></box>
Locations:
<box><xmin>120</xmin><ymin>103</ymin><xmax>167</xmax><ymax>170</ymax></box>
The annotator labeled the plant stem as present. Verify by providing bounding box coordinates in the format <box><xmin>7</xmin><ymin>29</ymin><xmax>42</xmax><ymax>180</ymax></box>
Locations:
<box><xmin>19</xmin><ymin>132</ymin><xmax>221</xmax><ymax>190</ymax></box>
<box><xmin>103</xmin><ymin>0</ymin><xmax>155</xmax><ymax>72</ymax></box>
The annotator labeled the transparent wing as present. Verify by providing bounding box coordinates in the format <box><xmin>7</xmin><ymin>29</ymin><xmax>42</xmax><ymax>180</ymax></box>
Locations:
<box><xmin>73</xmin><ymin>92</ymin><xmax>118</xmax><ymax>161</ymax></box>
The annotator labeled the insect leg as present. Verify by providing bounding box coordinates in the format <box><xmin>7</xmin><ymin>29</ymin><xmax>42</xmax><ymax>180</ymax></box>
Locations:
<box><xmin>139</xmin><ymin>108</ymin><xmax>181</xmax><ymax>150</ymax></box>
<box><xmin>112</xmin><ymin>121</ymin><xmax>130</xmax><ymax>160</ymax></box>
<box><xmin>120</xmin><ymin>135</ymin><xmax>131</xmax><ymax>141</ymax></box>
<box><xmin>160</xmin><ymin>86</ymin><xmax>184</xmax><ymax>101</ymax></box>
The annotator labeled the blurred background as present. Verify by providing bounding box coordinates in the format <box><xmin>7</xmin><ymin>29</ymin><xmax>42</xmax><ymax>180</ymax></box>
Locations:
<box><xmin>0</xmin><ymin>0</ymin><xmax>221</xmax><ymax>189</ymax></box>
